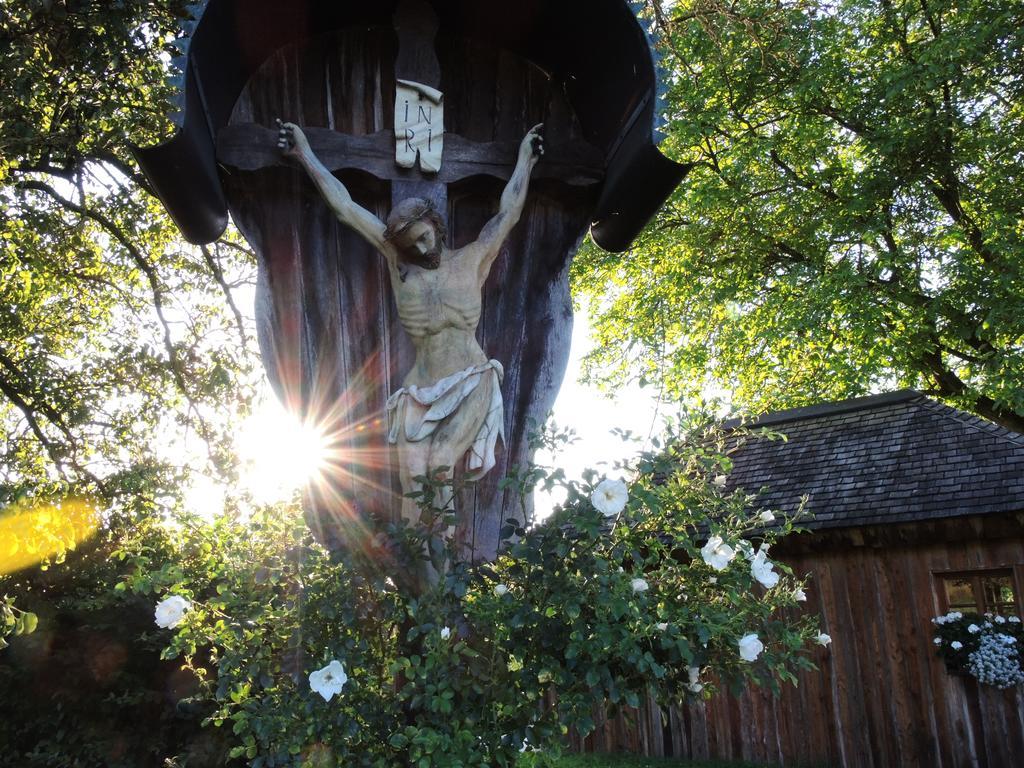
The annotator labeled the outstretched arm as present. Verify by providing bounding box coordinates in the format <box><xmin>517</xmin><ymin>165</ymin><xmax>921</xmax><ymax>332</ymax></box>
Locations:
<box><xmin>278</xmin><ymin>121</ymin><xmax>389</xmax><ymax>255</ymax></box>
<box><xmin>472</xmin><ymin>124</ymin><xmax>544</xmax><ymax>282</ymax></box>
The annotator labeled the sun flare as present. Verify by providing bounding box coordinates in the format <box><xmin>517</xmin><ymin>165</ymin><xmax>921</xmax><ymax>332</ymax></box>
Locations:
<box><xmin>236</xmin><ymin>398</ymin><xmax>332</xmax><ymax>505</ymax></box>
<box><xmin>0</xmin><ymin>500</ymin><xmax>100</xmax><ymax>576</ymax></box>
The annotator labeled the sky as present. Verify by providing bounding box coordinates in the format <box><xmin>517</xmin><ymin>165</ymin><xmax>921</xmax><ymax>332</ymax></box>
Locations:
<box><xmin>533</xmin><ymin>301</ymin><xmax>669</xmax><ymax>514</ymax></box>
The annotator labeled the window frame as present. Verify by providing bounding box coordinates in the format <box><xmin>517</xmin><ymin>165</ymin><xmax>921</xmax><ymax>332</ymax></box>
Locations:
<box><xmin>934</xmin><ymin>567</ymin><xmax>1023</xmax><ymax>615</ymax></box>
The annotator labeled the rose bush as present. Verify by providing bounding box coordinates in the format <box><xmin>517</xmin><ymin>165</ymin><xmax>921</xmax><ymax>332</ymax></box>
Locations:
<box><xmin>2</xmin><ymin>419</ymin><xmax>828</xmax><ymax>765</ymax></box>
<box><xmin>108</xmin><ymin>419</ymin><xmax>825</xmax><ymax>766</ymax></box>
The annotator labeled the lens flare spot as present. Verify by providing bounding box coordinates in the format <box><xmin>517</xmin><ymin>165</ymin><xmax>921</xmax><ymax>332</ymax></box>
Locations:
<box><xmin>236</xmin><ymin>399</ymin><xmax>331</xmax><ymax>505</ymax></box>
<box><xmin>0</xmin><ymin>500</ymin><xmax>100</xmax><ymax>575</ymax></box>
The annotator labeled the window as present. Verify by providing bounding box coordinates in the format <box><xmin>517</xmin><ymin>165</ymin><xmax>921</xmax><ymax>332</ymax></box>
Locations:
<box><xmin>937</xmin><ymin>569</ymin><xmax>1019</xmax><ymax>615</ymax></box>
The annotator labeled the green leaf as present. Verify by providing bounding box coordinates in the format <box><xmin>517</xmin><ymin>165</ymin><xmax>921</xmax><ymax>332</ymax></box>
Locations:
<box><xmin>388</xmin><ymin>733</ymin><xmax>409</xmax><ymax>749</ymax></box>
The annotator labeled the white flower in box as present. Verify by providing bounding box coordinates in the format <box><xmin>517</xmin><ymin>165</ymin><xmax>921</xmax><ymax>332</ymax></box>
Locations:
<box><xmin>309</xmin><ymin>660</ymin><xmax>347</xmax><ymax>702</ymax></box>
<box><xmin>750</xmin><ymin>548</ymin><xmax>780</xmax><ymax>589</ymax></box>
<box><xmin>591</xmin><ymin>478</ymin><xmax>628</xmax><ymax>517</ymax></box>
<box><xmin>687</xmin><ymin>665</ymin><xmax>703</xmax><ymax>693</ymax></box>
<box><xmin>738</xmin><ymin>633</ymin><xmax>764</xmax><ymax>662</ymax></box>
<box><xmin>700</xmin><ymin>536</ymin><xmax>736</xmax><ymax>571</ymax></box>
<box><xmin>154</xmin><ymin>595</ymin><xmax>191</xmax><ymax>629</ymax></box>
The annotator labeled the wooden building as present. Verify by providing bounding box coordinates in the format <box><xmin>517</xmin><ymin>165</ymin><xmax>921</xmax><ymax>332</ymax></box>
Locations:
<box><xmin>576</xmin><ymin>391</ymin><xmax>1024</xmax><ymax>767</ymax></box>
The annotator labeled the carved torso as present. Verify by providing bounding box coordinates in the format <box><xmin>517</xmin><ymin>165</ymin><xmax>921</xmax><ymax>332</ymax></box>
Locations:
<box><xmin>387</xmin><ymin>246</ymin><xmax>490</xmax><ymax>387</ymax></box>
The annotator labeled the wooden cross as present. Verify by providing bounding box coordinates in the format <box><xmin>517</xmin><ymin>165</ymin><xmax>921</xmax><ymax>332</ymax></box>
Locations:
<box><xmin>217</xmin><ymin>0</ymin><xmax>602</xmax><ymax>212</ymax></box>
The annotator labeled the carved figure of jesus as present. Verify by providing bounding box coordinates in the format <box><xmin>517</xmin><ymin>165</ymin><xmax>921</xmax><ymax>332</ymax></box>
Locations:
<box><xmin>278</xmin><ymin>121</ymin><xmax>543</xmax><ymax>529</ymax></box>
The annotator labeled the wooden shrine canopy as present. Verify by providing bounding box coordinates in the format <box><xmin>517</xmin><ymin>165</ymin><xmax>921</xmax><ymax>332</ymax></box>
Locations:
<box><xmin>133</xmin><ymin>0</ymin><xmax>687</xmax><ymax>252</ymax></box>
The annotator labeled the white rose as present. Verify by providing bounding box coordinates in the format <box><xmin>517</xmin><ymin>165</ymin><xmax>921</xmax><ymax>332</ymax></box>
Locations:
<box><xmin>815</xmin><ymin>632</ymin><xmax>832</xmax><ymax>647</ymax></box>
<box><xmin>440</xmin><ymin>626</ymin><xmax>451</xmax><ymax>640</ymax></box>
<box><xmin>794</xmin><ymin>588</ymin><xmax>807</xmax><ymax>602</ymax></box>
<box><xmin>750</xmin><ymin>549</ymin><xmax>779</xmax><ymax>589</ymax></box>
<box><xmin>686</xmin><ymin>665</ymin><xmax>702</xmax><ymax>692</ymax></box>
<box><xmin>758</xmin><ymin>510</ymin><xmax>775</xmax><ymax>523</ymax></box>
<box><xmin>951</xmin><ymin>641</ymin><xmax>963</xmax><ymax>650</ymax></box>
<box><xmin>309</xmin><ymin>660</ymin><xmax>347</xmax><ymax>702</ymax></box>
<box><xmin>738</xmin><ymin>633</ymin><xmax>764</xmax><ymax>662</ymax></box>
<box><xmin>154</xmin><ymin>595</ymin><xmax>191</xmax><ymax>629</ymax></box>
<box><xmin>655</xmin><ymin>622</ymin><xmax>668</xmax><ymax>631</ymax></box>
<box><xmin>712</xmin><ymin>475</ymin><xmax>728</xmax><ymax>488</ymax></box>
<box><xmin>700</xmin><ymin>536</ymin><xmax>736</xmax><ymax>571</ymax></box>
<box><xmin>631</xmin><ymin>578</ymin><xmax>649</xmax><ymax>593</ymax></box>
<box><xmin>591</xmin><ymin>478</ymin><xmax>628</xmax><ymax>517</ymax></box>
<box><xmin>494</xmin><ymin>584</ymin><xmax>509</xmax><ymax>597</ymax></box>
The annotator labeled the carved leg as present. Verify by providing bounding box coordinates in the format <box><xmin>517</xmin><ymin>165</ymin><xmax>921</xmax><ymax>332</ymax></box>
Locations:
<box><xmin>397</xmin><ymin>441</ymin><xmax>430</xmax><ymax>526</ymax></box>
<box><xmin>393</xmin><ymin>375</ymin><xmax>497</xmax><ymax>588</ymax></box>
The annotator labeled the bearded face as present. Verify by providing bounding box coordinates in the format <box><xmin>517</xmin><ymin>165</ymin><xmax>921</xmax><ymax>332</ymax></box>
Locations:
<box><xmin>402</xmin><ymin>246</ymin><xmax>441</xmax><ymax>270</ymax></box>
<box><xmin>393</xmin><ymin>219</ymin><xmax>441</xmax><ymax>270</ymax></box>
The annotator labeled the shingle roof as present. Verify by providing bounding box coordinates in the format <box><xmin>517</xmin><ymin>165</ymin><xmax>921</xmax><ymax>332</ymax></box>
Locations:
<box><xmin>723</xmin><ymin>390</ymin><xmax>1024</xmax><ymax>530</ymax></box>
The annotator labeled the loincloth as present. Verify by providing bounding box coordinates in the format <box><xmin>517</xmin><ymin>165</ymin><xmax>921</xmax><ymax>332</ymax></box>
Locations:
<box><xmin>385</xmin><ymin>360</ymin><xmax>504</xmax><ymax>481</ymax></box>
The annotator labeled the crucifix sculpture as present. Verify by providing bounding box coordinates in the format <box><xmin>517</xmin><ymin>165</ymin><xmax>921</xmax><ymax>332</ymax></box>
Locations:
<box><xmin>135</xmin><ymin>0</ymin><xmax>689</xmax><ymax>567</ymax></box>
<box><xmin>277</xmin><ymin>115</ymin><xmax>544</xmax><ymax>541</ymax></box>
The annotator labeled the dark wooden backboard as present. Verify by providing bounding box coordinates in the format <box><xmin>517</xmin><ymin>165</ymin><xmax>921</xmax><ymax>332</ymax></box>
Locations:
<box><xmin>222</xmin><ymin>26</ymin><xmax>597</xmax><ymax>561</ymax></box>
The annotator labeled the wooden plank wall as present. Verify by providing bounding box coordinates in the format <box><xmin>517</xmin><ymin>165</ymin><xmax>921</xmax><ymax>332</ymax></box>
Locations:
<box><xmin>222</xmin><ymin>28</ymin><xmax>596</xmax><ymax>560</ymax></box>
<box><xmin>573</xmin><ymin>518</ymin><xmax>1024</xmax><ymax>767</ymax></box>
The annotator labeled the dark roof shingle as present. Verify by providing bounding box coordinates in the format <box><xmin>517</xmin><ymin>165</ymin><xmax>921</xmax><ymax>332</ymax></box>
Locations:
<box><xmin>724</xmin><ymin>390</ymin><xmax>1024</xmax><ymax>529</ymax></box>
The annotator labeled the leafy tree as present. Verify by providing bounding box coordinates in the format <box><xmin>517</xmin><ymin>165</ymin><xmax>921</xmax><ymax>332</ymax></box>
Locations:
<box><xmin>0</xmin><ymin>0</ymin><xmax>256</xmax><ymax>509</ymax></box>
<box><xmin>576</xmin><ymin>0</ymin><xmax>1024</xmax><ymax>431</ymax></box>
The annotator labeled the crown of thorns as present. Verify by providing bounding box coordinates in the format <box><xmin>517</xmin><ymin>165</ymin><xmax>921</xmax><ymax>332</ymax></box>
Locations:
<box><xmin>383</xmin><ymin>198</ymin><xmax>447</xmax><ymax>244</ymax></box>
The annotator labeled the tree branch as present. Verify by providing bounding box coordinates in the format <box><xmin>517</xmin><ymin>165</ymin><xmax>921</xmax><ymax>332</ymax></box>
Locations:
<box><xmin>13</xmin><ymin>179</ymin><xmax>222</xmax><ymax>462</ymax></box>
<box><xmin>927</xmin><ymin>179</ymin><xmax>1002</xmax><ymax>268</ymax></box>
<box><xmin>768</xmin><ymin>150</ymin><xmax>841</xmax><ymax>202</ymax></box>
<box><xmin>0</xmin><ymin>356</ymin><xmax>107</xmax><ymax>490</ymax></box>
<box><xmin>200</xmin><ymin>244</ymin><xmax>248</xmax><ymax>349</ymax></box>
<box><xmin>920</xmin><ymin>346</ymin><xmax>1024</xmax><ymax>433</ymax></box>
<box><xmin>91</xmin><ymin>150</ymin><xmax>157</xmax><ymax>197</ymax></box>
